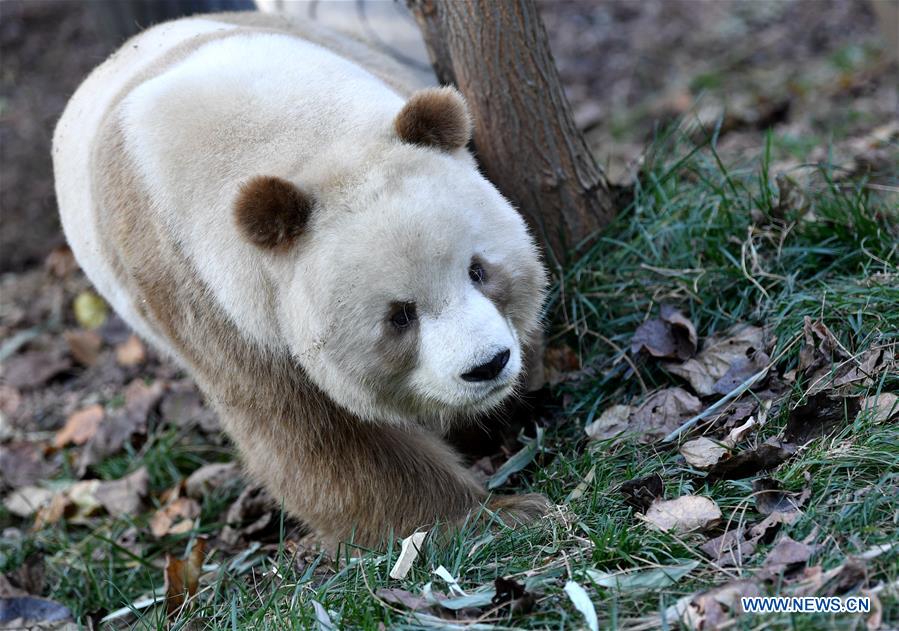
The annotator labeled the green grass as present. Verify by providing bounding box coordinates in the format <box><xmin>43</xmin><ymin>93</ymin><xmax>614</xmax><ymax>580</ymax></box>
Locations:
<box><xmin>2</xmin><ymin>130</ymin><xmax>897</xmax><ymax>630</ymax></box>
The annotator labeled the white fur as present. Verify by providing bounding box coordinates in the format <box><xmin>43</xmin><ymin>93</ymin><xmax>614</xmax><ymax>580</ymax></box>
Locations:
<box><xmin>55</xmin><ymin>16</ymin><xmax>543</xmax><ymax>426</ymax></box>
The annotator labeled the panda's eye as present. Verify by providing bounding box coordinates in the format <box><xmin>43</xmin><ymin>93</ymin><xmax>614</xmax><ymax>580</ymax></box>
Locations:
<box><xmin>389</xmin><ymin>302</ymin><xmax>417</xmax><ymax>330</ymax></box>
<box><xmin>468</xmin><ymin>261</ymin><xmax>487</xmax><ymax>284</ymax></box>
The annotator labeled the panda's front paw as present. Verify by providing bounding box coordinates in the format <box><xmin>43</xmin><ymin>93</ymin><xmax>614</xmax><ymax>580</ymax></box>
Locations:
<box><xmin>486</xmin><ymin>492</ymin><xmax>552</xmax><ymax>526</ymax></box>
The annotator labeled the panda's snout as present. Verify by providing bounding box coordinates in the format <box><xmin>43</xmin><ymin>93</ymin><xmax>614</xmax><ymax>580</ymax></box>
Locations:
<box><xmin>460</xmin><ymin>348</ymin><xmax>510</xmax><ymax>382</ymax></box>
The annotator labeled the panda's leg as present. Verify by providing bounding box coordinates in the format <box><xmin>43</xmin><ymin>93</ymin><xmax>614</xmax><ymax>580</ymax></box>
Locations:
<box><xmin>226</xmin><ymin>407</ymin><xmax>549</xmax><ymax>548</ymax></box>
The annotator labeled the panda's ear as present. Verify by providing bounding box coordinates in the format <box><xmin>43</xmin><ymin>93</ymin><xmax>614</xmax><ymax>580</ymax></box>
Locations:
<box><xmin>394</xmin><ymin>87</ymin><xmax>472</xmax><ymax>151</ymax></box>
<box><xmin>234</xmin><ymin>176</ymin><xmax>313</xmax><ymax>249</ymax></box>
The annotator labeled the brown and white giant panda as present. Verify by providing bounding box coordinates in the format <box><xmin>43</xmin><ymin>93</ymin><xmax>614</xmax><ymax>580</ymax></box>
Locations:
<box><xmin>53</xmin><ymin>12</ymin><xmax>549</xmax><ymax>547</ymax></box>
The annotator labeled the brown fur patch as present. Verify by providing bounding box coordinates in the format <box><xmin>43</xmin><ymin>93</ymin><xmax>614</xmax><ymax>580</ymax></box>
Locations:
<box><xmin>394</xmin><ymin>87</ymin><xmax>472</xmax><ymax>151</ymax></box>
<box><xmin>234</xmin><ymin>176</ymin><xmax>313</xmax><ymax>249</ymax></box>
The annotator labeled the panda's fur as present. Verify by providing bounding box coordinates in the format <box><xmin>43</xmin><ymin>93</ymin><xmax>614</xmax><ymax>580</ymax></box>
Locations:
<box><xmin>53</xmin><ymin>12</ymin><xmax>548</xmax><ymax>546</ymax></box>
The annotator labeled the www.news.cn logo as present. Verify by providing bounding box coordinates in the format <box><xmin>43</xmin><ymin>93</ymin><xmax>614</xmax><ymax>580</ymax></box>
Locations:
<box><xmin>741</xmin><ymin>596</ymin><xmax>871</xmax><ymax>614</ymax></box>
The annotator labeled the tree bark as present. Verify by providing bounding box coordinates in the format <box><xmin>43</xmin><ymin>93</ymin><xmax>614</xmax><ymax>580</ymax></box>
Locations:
<box><xmin>407</xmin><ymin>0</ymin><xmax>615</xmax><ymax>263</ymax></box>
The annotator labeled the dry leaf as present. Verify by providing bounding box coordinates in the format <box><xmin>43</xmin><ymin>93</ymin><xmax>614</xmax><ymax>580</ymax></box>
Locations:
<box><xmin>185</xmin><ymin>462</ymin><xmax>241</xmax><ymax>499</ymax></box>
<box><xmin>584</xmin><ymin>404</ymin><xmax>631</xmax><ymax>442</ymax></box>
<box><xmin>668</xmin><ymin>580</ymin><xmax>763</xmax><ymax>629</ymax></box>
<box><xmin>79</xmin><ymin>379</ymin><xmax>164</xmax><ymax>472</ymax></box>
<box><xmin>151</xmin><ymin>497</ymin><xmax>201</xmax><ymax>538</ymax></box>
<box><xmin>631</xmin><ymin>305</ymin><xmax>697</xmax><ymax>360</ymax></box>
<box><xmin>630</xmin><ymin>387</ymin><xmax>703</xmax><ymax>443</ymax></box>
<box><xmin>0</xmin><ymin>385</ymin><xmax>22</xmax><ymax>417</ymax></box>
<box><xmin>700</xmin><ymin>529</ymin><xmax>757</xmax><ymax>567</ymax></box>
<box><xmin>706</xmin><ymin>440</ymin><xmax>796</xmax><ymax>481</ymax></box>
<box><xmin>666</xmin><ymin>325</ymin><xmax>768</xmax><ymax>396</ymax></box>
<box><xmin>642</xmin><ymin>495</ymin><xmax>721</xmax><ymax>533</ymax></box>
<box><xmin>758</xmin><ymin>536</ymin><xmax>816</xmax><ymax>580</ymax></box>
<box><xmin>752</xmin><ymin>477</ymin><xmax>810</xmax><ymax>515</ymax></box>
<box><xmin>389</xmin><ymin>531</ymin><xmax>427</xmax><ymax>580</ymax></box>
<box><xmin>94</xmin><ymin>467</ymin><xmax>149</xmax><ymax>517</ymax></box>
<box><xmin>64</xmin><ymin>329</ymin><xmax>103</xmax><ymax>366</ymax></box>
<box><xmin>164</xmin><ymin>538</ymin><xmax>207</xmax><ymax>617</ymax></box>
<box><xmin>619</xmin><ymin>473</ymin><xmax>664</xmax><ymax>511</ymax></box>
<box><xmin>857</xmin><ymin>393</ymin><xmax>898</xmax><ymax>423</ymax></box>
<box><xmin>3</xmin><ymin>486</ymin><xmax>54</xmax><ymax>517</ymax></box>
<box><xmin>53</xmin><ymin>404</ymin><xmax>104</xmax><ymax>449</ymax></box>
<box><xmin>375</xmin><ymin>587</ymin><xmax>432</xmax><ymax>611</ymax></box>
<box><xmin>44</xmin><ymin>245</ymin><xmax>78</xmax><ymax>278</ymax></box>
<box><xmin>543</xmin><ymin>345</ymin><xmax>580</xmax><ymax>386</ymax></box>
<box><xmin>73</xmin><ymin>290</ymin><xmax>108</xmax><ymax>330</ymax></box>
<box><xmin>726</xmin><ymin>416</ymin><xmax>757</xmax><ymax>444</ymax></box>
<box><xmin>220</xmin><ymin>485</ymin><xmax>276</xmax><ymax>546</ymax></box>
<box><xmin>0</xmin><ymin>442</ymin><xmax>59</xmax><ymax>488</ymax></box>
<box><xmin>1</xmin><ymin>350</ymin><xmax>72</xmax><ymax>389</ymax></box>
<box><xmin>680</xmin><ymin>437</ymin><xmax>728</xmax><ymax>469</ymax></box>
<box><xmin>160</xmin><ymin>381</ymin><xmax>219</xmax><ymax>433</ymax></box>
<box><xmin>784</xmin><ymin>393</ymin><xmax>860</xmax><ymax>445</ymax></box>
<box><xmin>34</xmin><ymin>480</ymin><xmax>105</xmax><ymax>527</ymax></box>
<box><xmin>115</xmin><ymin>335</ymin><xmax>146</xmax><ymax>367</ymax></box>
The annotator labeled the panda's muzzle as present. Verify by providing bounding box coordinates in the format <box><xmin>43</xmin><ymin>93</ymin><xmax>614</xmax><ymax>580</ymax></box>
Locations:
<box><xmin>460</xmin><ymin>348</ymin><xmax>510</xmax><ymax>382</ymax></box>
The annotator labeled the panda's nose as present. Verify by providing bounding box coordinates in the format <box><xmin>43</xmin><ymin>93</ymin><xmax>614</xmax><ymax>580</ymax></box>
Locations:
<box><xmin>461</xmin><ymin>348</ymin><xmax>510</xmax><ymax>382</ymax></box>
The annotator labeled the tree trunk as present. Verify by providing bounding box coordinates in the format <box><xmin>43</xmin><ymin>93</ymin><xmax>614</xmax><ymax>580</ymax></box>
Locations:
<box><xmin>407</xmin><ymin>0</ymin><xmax>615</xmax><ymax>264</ymax></box>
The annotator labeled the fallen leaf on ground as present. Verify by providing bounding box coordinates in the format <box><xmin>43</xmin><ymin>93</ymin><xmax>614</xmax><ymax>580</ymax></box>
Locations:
<box><xmin>667</xmin><ymin>580</ymin><xmax>762</xmax><ymax>629</ymax></box>
<box><xmin>492</xmin><ymin>576</ymin><xmax>535</xmax><ymax>614</ymax></box>
<box><xmin>0</xmin><ymin>385</ymin><xmax>22</xmax><ymax>417</ymax></box>
<box><xmin>151</xmin><ymin>496</ymin><xmax>201</xmax><ymax>538</ymax></box>
<box><xmin>79</xmin><ymin>379</ymin><xmax>164</xmax><ymax>473</ymax></box>
<box><xmin>44</xmin><ymin>245</ymin><xmax>78</xmax><ymax>278</ymax></box>
<box><xmin>53</xmin><ymin>404</ymin><xmax>104</xmax><ymax>449</ymax></box>
<box><xmin>666</xmin><ymin>325</ymin><xmax>768</xmax><ymax>396</ymax></box>
<box><xmin>752</xmin><ymin>477</ymin><xmax>811</xmax><ymax>515</ymax></box>
<box><xmin>712</xmin><ymin>347</ymin><xmax>770</xmax><ymax>395</ymax></box>
<box><xmin>3</xmin><ymin>486</ymin><xmax>55</xmax><ymax>517</ymax></box>
<box><xmin>164</xmin><ymin>538</ymin><xmax>207</xmax><ymax>617</ymax></box>
<box><xmin>1</xmin><ymin>350</ymin><xmax>72</xmax><ymax>389</ymax></box>
<box><xmin>94</xmin><ymin>467</ymin><xmax>149</xmax><ymax>517</ymax></box>
<box><xmin>586</xmin><ymin>561</ymin><xmax>698</xmax><ymax>592</ymax></box>
<box><xmin>220</xmin><ymin>485</ymin><xmax>276</xmax><ymax>546</ymax></box>
<box><xmin>857</xmin><ymin>393</ymin><xmax>898</xmax><ymax>423</ymax></box>
<box><xmin>566</xmin><ymin>465</ymin><xmax>595</xmax><ymax>503</ymax></box>
<box><xmin>115</xmin><ymin>335</ymin><xmax>146</xmax><ymax>367</ymax></box>
<box><xmin>564</xmin><ymin>580</ymin><xmax>598</xmax><ymax>631</ymax></box>
<box><xmin>701</xmin><ymin>530</ymin><xmax>757</xmax><ymax>567</ymax></box>
<box><xmin>680</xmin><ymin>437</ymin><xmax>729</xmax><ymax>469</ymax></box>
<box><xmin>631</xmin><ymin>305</ymin><xmax>698</xmax><ymax>360</ymax></box>
<box><xmin>0</xmin><ymin>442</ymin><xmax>59</xmax><ymax>488</ymax></box>
<box><xmin>73</xmin><ymin>290</ymin><xmax>108</xmax><ymax>330</ymax></box>
<box><xmin>630</xmin><ymin>387</ymin><xmax>703</xmax><ymax>443</ymax></box>
<box><xmin>185</xmin><ymin>462</ymin><xmax>241</xmax><ymax>499</ymax></box>
<box><xmin>0</xmin><ymin>596</ymin><xmax>72</xmax><ymax>626</ymax></box>
<box><xmin>64</xmin><ymin>329</ymin><xmax>103</xmax><ymax>366</ymax></box>
<box><xmin>642</xmin><ymin>495</ymin><xmax>722</xmax><ymax>533</ymax></box>
<box><xmin>375</xmin><ymin>587</ymin><xmax>432</xmax><ymax>611</ymax></box>
<box><xmin>705</xmin><ymin>440</ymin><xmax>796</xmax><ymax>481</ymax></box>
<box><xmin>34</xmin><ymin>480</ymin><xmax>103</xmax><ymax>527</ymax></box>
<box><xmin>798</xmin><ymin>317</ymin><xmax>845</xmax><ymax>377</ymax></box>
<box><xmin>543</xmin><ymin>345</ymin><xmax>580</xmax><ymax>386</ymax></box>
<box><xmin>759</xmin><ymin>536</ymin><xmax>816</xmax><ymax>580</ymax></box>
<box><xmin>389</xmin><ymin>531</ymin><xmax>428</xmax><ymax>580</ymax></box>
<box><xmin>832</xmin><ymin>346</ymin><xmax>892</xmax><ymax>389</ymax></box>
<box><xmin>619</xmin><ymin>473</ymin><xmax>663</xmax><ymax>511</ymax></box>
<box><xmin>584</xmin><ymin>404</ymin><xmax>631</xmax><ymax>442</ymax></box>
<box><xmin>159</xmin><ymin>381</ymin><xmax>219</xmax><ymax>433</ymax></box>
<box><xmin>784</xmin><ymin>393</ymin><xmax>860</xmax><ymax>445</ymax></box>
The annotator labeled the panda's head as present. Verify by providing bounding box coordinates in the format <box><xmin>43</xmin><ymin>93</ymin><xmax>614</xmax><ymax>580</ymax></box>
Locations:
<box><xmin>234</xmin><ymin>88</ymin><xmax>546</xmax><ymax>428</ymax></box>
